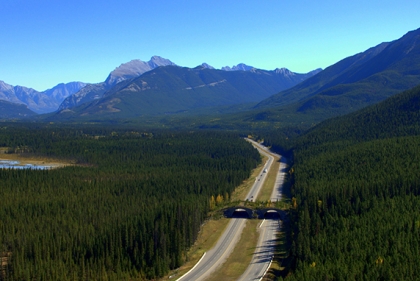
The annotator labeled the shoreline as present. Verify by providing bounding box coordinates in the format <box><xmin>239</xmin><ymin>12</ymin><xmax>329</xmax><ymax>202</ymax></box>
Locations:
<box><xmin>0</xmin><ymin>153</ymin><xmax>71</xmax><ymax>169</ymax></box>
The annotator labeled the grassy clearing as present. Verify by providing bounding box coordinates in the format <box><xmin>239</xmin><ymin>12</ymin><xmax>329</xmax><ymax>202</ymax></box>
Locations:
<box><xmin>0</xmin><ymin>147</ymin><xmax>73</xmax><ymax>167</ymax></box>
<box><xmin>205</xmin><ymin>219</ymin><xmax>260</xmax><ymax>281</ymax></box>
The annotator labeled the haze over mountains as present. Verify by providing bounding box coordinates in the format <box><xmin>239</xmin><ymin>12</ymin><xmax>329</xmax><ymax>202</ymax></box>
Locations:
<box><xmin>0</xmin><ymin>99</ymin><xmax>36</xmax><ymax>118</ymax></box>
<box><xmin>56</xmin><ymin>57</ymin><xmax>320</xmax><ymax>117</ymax></box>
<box><xmin>0</xmin><ymin>56</ymin><xmax>320</xmax><ymax>118</ymax></box>
<box><xmin>1</xmin><ymin>27</ymin><xmax>420</xmax><ymax>124</ymax></box>
<box><xmin>54</xmin><ymin>64</ymin><xmax>320</xmax><ymax>120</ymax></box>
<box><xmin>0</xmin><ymin>81</ymin><xmax>86</xmax><ymax>114</ymax></box>
<box><xmin>201</xmin><ymin>27</ymin><xmax>420</xmax><ymax>129</ymax></box>
<box><xmin>57</xmin><ymin>56</ymin><xmax>178</xmax><ymax>112</ymax></box>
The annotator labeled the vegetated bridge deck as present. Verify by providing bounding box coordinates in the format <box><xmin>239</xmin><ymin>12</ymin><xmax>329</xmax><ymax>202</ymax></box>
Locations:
<box><xmin>223</xmin><ymin>206</ymin><xmax>287</xmax><ymax>220</ymax></box>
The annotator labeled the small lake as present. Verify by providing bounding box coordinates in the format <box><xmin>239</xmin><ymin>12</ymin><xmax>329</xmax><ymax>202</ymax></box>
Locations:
<box><xmin>0</xmin><ymin>159</ymin><xmax>55</xmax><ymax>170</ymax></box>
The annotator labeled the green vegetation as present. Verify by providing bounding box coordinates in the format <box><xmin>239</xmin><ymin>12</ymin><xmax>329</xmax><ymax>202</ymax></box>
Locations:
<box><xmin>255</xmin><ymin>28</ymin><xmax>420</xmax><ymax>121</ymax></box>
<box><xmin>0</xmin><ymin>125</ymin><xmax>260</xmax><ymax>280</ymax></box>
<box><xmin>0</xmin><ymin>100</ymin><xmax>35</xmax><ymax>119</ymax></box>
<box><xmin>48</xmin><ymin>65</ymin><xmax>314</xmax><ymax>122</ymax></box>
<box><xmin>260</xmin><ymin>84</ymin><xmax>420</xmax><ymax>280</ymax></box>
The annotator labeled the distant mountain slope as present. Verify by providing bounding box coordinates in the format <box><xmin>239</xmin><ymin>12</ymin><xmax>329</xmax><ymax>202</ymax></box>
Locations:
<box><xmin>0</xmin><ymin>80</ymin><xmax>86</xmax><ymax>114</ymax></box>
<box><xmin>0</xmin><ymin>100</ymin><xmax>36</xmax><ymax>118</ymax></box>
<box><xmin>44</xmin><ymin>82</ymin><xmax>87</xmax><ymax>102</ymax></box>
<box><xmin>271</xmin><ymin>84</ymin><xmax>420</xmax><ymax>281</ymax></box>
<box><xmin>58</xmin><ymin>56</ymin><xmax>176</xmax><ymax>111</ymax></box>
<box><xmin>58</xmin><ymin>83</ymin><xmax>107</xmax><ymax>111</ymax></box>
<box><xmin>53</xmin><ymin>65</ymin><xmax>320</xmax><ymax>119</ymax></box>
<box><xmin>293</xmin><ymin>83</ymin><xmax>420</xmax><ymax>146</ymax></box>
<box><xmin>256</xmin><ymin>27</ymin><xmax>420</xmax><ymax>117</ymax></box>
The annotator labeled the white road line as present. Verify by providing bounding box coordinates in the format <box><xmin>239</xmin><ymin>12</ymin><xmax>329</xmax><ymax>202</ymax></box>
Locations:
<box><xmin>258</xmin><ymin>256</ymin><xmax>273</xmax><ymax>281</ymax></box>
<box><xmin>176</xmin><ymin>252</ymin><xmax>206</xmax><ymax>281</ymax></box>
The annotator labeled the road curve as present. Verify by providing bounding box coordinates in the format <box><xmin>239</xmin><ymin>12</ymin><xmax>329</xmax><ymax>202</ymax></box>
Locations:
<box><xmin>177</xmin><ymin>140</ymin><xmax>274</xmax><ymax>281</ymax></box>
<box><xmin>238</xmin><ymin>140</ymin><xmax>287</xmax><ymax>281</ymax></box>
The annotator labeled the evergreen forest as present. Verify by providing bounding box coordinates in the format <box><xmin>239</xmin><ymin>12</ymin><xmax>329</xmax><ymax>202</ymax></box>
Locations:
<box><xmin>262</xmin><ymin>84</ymin><xmax>420</xmax><ymax>280</ymax></box>
<box><xmin>0</xmin><ymin>126</ymin><xmax>260</xmax><ymax>280</ymax></box>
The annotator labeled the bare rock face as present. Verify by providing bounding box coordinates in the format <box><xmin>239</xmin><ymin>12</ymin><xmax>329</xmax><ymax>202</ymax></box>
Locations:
<box><xmin>200</xmin><ymin>63</ymin><xmax>215</xmax><ymax>69</ymax></box>
<box><xmin>58</xmin><ymin>83</ymin><xmax>106</xmax><ymax>111</ymax></box>
<box><xmin>222</xmin><ymin>63</ymin><xmax>255</xmax><ymax>71</ymax></box>
<box><xmin>3</xmin><ymin>54</ymin><xmax>322</xmax><ymax>115</ymax></box>
<box><xmin>59</xmin><ymin>56</ymin><xmax>177</xmax><ymax>111</ymax></box>
<box><xmin>104</xmin><ymin>56</ymin><xmax>176</xmax><ymax>86</ymax></box>
<box><xmin>0</xmin><ymin>81</ymin><xmax>21</xmax><ymax>104</ymax></box>
<box><xmin>0</xmin><ymin>81</ymin><xmax>86</xmax><ymax>114</ymax></box>
<box><xmin>44</xmin><ymin>82</ymin><xmax>87</xmax><ymax>102</ymax></box>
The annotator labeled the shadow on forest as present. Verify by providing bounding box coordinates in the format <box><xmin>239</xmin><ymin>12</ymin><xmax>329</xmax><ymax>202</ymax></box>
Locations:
<box><xmin>268</xmin><ymin>222</ymin><xmax>293</xmax><ymax>279</ymax></box>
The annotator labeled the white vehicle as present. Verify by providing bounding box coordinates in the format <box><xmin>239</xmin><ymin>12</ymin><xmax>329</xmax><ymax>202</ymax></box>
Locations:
<box><xmin>263</xmin><ymin>169</ymin><xmax>267</xmax><ymax>173</ymax></box>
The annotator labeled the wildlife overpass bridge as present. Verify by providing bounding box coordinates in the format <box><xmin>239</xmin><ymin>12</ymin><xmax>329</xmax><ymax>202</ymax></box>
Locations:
<box><xmin>223</xmin><ymin>206</ymin><xmax>287</xmax><ymax>220</ymax></box>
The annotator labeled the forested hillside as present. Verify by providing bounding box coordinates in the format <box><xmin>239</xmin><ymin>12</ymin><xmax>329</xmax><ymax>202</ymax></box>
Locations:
<box><xmin>0</xmin><ymin>100</ymin><xmax>36</xmax><ymax>119</ymax></box>
<box><xmin>262</xmin><ymin>85</ymin><xmax>420</xmax><ymax>280</ymax></box>
<box><xmin>256</xmin><ymin>28</ymin><xmax>420</xmax><ymax>119</ymax></box>
<box><xmin>0</xmin><ymin>126</ymin><xmax>260</xmax><ymax>280</ymax></box>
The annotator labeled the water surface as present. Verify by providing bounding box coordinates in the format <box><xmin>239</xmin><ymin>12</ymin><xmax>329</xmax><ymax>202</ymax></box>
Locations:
<box><xmin>0</xmin><ymin>159</ymin><xmax>55</xmax><ymax>170</ymax></box>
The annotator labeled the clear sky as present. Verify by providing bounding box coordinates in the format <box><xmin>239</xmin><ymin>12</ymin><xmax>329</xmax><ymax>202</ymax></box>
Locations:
<box><xmin>1</xmin><ymin>0</ymin><xmax>419</xmax><ymax>91</ymax></box>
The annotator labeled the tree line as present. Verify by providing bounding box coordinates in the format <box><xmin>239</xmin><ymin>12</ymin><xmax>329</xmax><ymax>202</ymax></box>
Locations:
<box><xmin>0</xmin><ymin>125</ymin><xmax>260</xmax><ymax>280</ymax></box>
<box><xmin>258</xmin><ymin>85</ymin><xmax>420</xmax><ymax>280</ymax></box>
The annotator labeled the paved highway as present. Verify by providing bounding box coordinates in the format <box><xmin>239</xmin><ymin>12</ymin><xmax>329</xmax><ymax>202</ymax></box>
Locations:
<box><xmin>245</xmin><ymin>144</ymin><xmax>274</xmax><ymax>201</ymax></box>
<box><xmin>237</xmin><ymin>218</ymin><xmax>279</xmax><ymax>281</ymax></box>
<box><xmin>177</xmin><ymin>140</ymin><xmax>275</xmax><ymax>281</ymax></box>
<box><xmin>177</xmin><ymin>139</ymin><xmax>285</xmax><ymax>281</ymax></box>
<box><xmin>238</xmin><ymin>141</ymin><xmax>287</xmax><ymax>280</ymax></box>
<box><xmin>177</xmin><ymin>218</ymin><xmax>247</xmax><ymax>281</ymax></box>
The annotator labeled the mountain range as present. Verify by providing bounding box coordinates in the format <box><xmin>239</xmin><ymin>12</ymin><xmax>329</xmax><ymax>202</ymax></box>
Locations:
<box><xmin>53</xmin><ymin>64</ymin><xmax>320</xmax><ymax>120</ymax></box>
<box><xmin>2</xmin><ymin>27</ymin><xmax>420</xmax><ymax>124</ymax></box>
<box><xmin>0</xmin><ymin>81</ymin><xmax>86</xmax><ymax>114</ymax></box>
<box><xmin>0</xmin><ymin>56</ymin><xmax>320</xmax><ymax>118</ymax></box>
<box><xmin>57</xmin><ymin>56</ymin><xmax>179</xmax><ymax>111</ymax></box>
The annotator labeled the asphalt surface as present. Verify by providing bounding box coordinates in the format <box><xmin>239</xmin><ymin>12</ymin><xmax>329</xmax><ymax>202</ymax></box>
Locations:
<box><xmin>177</xmin><ymin>140</ymin><xmax>285</xmax><ymax>281</ymax></box>
<box><xmin>245</xmin><ymin>146</ymin><xmax>274</xmax><ymax>201</ymax></box>
<box><xmin>177</xmin><ymin>218</ymin><xmax>247</xmax><ymax>281</ymax></box>
<box><xmin>237</xmin><ymin>140</ymin><xmax>287</xmax><ymax>281</ymax></box>
<box><xmin>237</xmin><ymin>218</ymin><xmax>279</xmax><ymax>281</ymax></box>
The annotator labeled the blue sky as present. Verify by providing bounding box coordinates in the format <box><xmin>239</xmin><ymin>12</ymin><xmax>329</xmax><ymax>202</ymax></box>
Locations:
<box><xmin>1</xmin><ymin>0</ymin><xmax>419</xmax><ymax>91</ymax></box>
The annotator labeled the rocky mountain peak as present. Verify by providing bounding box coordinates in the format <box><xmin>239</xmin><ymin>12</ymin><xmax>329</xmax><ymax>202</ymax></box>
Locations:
<box><xmin>0</xmin><ymin>80</ymin><xmax>14</xmax><ymax>91</ymax></box>
<box><xmin>44</xmin><ymin>82</ymin><xmax>87</xmax><ymax>101</ymax></box>
<box><xmin>200</xmin><ymin>63</ymin><xmax>215</xmax><ymax>69</ymax></box>
<box><xmin>274</xmin><ymin>67</ymin><xmax>294</xmax><ymax>76</ymax></box>
<box><xmin>105</xmin><ymin>56</ymin><xmax>176</xmax><ymax>86</ymax></box>
<box><xmin>221</xmin><ymin>63</ymin><xmax>255</xmax><ymax>71</ymax></box>
<box><xmin>149</xmin><ymin>56</ymin><xmax>176</xmax><ymax>68</ymax></box>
